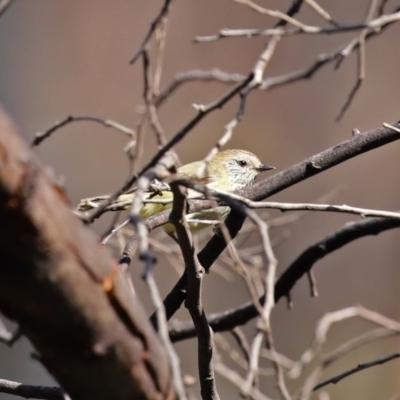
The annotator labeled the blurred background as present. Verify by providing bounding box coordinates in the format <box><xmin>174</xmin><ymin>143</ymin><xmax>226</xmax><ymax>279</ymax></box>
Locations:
<box><xmin>1</xmin><ymin>1</ymin><xmax>400</xmax><ymax>399</ymax></box>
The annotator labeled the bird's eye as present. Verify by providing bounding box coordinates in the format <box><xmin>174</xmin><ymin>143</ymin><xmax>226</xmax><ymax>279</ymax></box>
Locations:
<box><xmin>237</xmin><ymin>160</ymin><xmax>247</xmax><ymax>167</ymax></box>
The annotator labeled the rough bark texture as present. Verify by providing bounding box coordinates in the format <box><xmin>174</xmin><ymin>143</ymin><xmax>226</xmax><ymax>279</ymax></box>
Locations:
<box><xmin>0</xmin><ymin>105</ymin><xmax>176</xmax><ymax>400</ymax></box>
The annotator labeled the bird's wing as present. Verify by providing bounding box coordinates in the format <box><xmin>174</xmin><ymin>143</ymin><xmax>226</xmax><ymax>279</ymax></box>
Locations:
<box><xmin>176</xmin><ymin>161</ymin><xmax>216</xmax><ymax>185</ymax></box>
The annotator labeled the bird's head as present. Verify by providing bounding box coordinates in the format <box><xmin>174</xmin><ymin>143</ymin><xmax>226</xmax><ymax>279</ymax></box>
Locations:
<box><xmin>207</xmin><ymin>149</ymin><xmax>275</xmax><ymax>191</ymax></box>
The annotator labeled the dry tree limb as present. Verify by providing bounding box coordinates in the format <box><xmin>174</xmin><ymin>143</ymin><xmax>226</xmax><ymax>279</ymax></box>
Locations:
<box><xmin>31</xmin><ymin>115</ymin><xmax>135</xmax><ymax>147</ymax></box>
<box><xmin>170</xmin><ymin>182</ymin><xmax>220</xmax><ymax>400</ymax></box>
<box><xmin>155</xmin><ymin>69</ymin><xmax>246</xmax><ymax>108</ymax></box>
<box><xmin>313</xmin><ymin>351</ymin><xmax>400</xmax><ymax>391</ymax></box>
<box><xmin>214</xmin><ymin>362</ymin><xmax>273</xmax><ymax>400</ymax></box>
<box><xmin>129</xmin><ymin>0</ymin><xmax>174</xmax><ymax>64</ymax></box>
<box><xmin>303</xmin><ymin>0</ymin><xmax>335</xmax><ymax>24</ymax></box>
<box><xmin>0</xmin><ymin>105</ymin><xmax>176</xmax><ymax>400</ymax></box>
<box><xmin>0</xmin><ymin>379</ymin><xmax>64</xmax><ymax>400</ymax></box>
<box><xmin>336</xmin><ymin>0</ymin><xmax>379</xmax><ymax>121</ymax></box>
<box><xmin>322</xmin><ymin>327</ymin><xmax>399</xmax><ymax>367</ymax></box>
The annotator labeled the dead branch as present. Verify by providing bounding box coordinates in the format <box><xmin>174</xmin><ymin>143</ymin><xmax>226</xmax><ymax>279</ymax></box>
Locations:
<box><xmin>170</xmin><ymin>182</ymin><xmax>220</xmax><ymax>400</ymax></box>
<box><xmin>0</xmin><ymin>105</ymin><xmax>176</xmax><ymax>399</ymax></box>
<box><xmin>0</xmin><ymin>379</ymin><xmax>64</xmax><ymax>400</ymax></box>
<box><xmin>32</xmin><ymin>115</ymin><xmax>135</xmax><ymax>147</ymax></box>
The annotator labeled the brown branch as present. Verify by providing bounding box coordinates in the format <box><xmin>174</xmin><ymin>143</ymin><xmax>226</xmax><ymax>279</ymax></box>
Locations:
<box><xmin>335</xmin><ymin>0</ymin><xmax>378</xmax><ymax>121</ymax></box>
<box><xmin>31</xmin><ymin>115</ymin><xmax>135</xmax><ymax>147</ymax></box>
<box><xmin>313</xmin><ymin>351</ymin><xmax>400</xmax><ymax>391</ymax></box>
<box><xmin>155</xmin><ymin>69</ymin><xmax>246</xmax><ymax>108</ymax></box>
<box><xmin>129</xmin><ymin>0</ymin><xmax>174</xmax><ymax>64</ymax></box>
<box><xmin>0</xmin><ymin>105</ymin><xmax>176</xmax><ymax>399</ymax></box>
<box><xmin>170</xmin><ymin>182</ymin><xmax>220</xmax><ymax>400</ymax></box>
<box><xmin>0</xmin><ymin>379</ymin><xmax>64</xmax><ymax>400</ymax></box>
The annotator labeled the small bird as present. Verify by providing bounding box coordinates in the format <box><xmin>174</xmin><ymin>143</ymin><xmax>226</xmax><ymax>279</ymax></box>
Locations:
<box><xmin>78</xmin><ymin>149</ymin><xmax>274</xmax><ymax>233</ymax></box>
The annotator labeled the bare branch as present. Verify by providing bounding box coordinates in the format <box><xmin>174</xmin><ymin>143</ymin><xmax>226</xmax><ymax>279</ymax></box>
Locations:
<box><xmin>32</xmin><ymin>115</ymin><xmax>135</xmax><ymax>147</ymax></box>
<box><xmin>143</xmin><ymin>272</ymin><xmax>187</xmax><ymax>399</ymax></box>
<box><xmin>314</xmin><ymin>351</ymin><xmax>400</xmax><ymax>391</ymax></box>
<box><xmin>214</xmin><ymin>362</ymin><xmax>273</xmax><ymax>400</ymax></box>
<box><xmin>0</xmin><ymin>105</ymin><xmax>176</xmax><ymax>400</ymax></box>
<box><xmin>155</xmin><ymin>69</ymin><xmax>246</xmax><ymax>108</ymax></box>
<box><xmin>0</xmin><ymin>379</ymin><xmax>65</xmax><ymax>400</ymax></box>
<box><xmin>303</xmin><ymin>0</ymin><xmax>336</xmax><ymax>24</ymax></box>
<box><xmin>129</xmin><ymin>0</ymin><xmax>174</xmax><ymax>64</ymax></box>
<box><xmin>170</xmin><ymin>182</ymin><xmax>220</xmax><ymax>400</ymax></box>
<box><xmin>336</xmin><ymin>0</ymin><xmax>379</xmax><ymax>120</ymax></box>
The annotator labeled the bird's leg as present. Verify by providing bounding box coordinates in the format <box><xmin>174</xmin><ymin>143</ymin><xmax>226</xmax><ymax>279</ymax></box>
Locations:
<box><xmin>148</xmin><ymin>179</ymin><xmax>171</xmax><ymax>195</ymax></box>
<box><xmin>212</xmin><ymin>224</ymin><xmax>224</xmax><ymax>238</ymax></box>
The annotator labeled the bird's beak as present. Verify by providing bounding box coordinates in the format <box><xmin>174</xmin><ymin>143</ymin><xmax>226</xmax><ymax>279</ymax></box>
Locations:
<box><xmin>257</xmin><ymin>164</ymin><xmax>275</xmax><ymax>172</ymax></box>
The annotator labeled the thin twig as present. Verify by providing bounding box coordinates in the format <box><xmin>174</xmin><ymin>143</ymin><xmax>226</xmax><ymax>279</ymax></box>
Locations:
<box><xmin>230</xmin><ymin>328</ymin><xmax>251</xmax><ymax>364</ymax></box>
<box><xmin>143</xmin><ymin>271</ymin><xmax>187</xmax><ymax>399</ymax></box>
<box><xmin>155</xmin><ymin>69</ymin><xmax>246</xmax><ymax>108</ymax></box>
<box><xmin>129</xmin><ymin>0</ymin><xmax>174</xmax><ymax>64</ymax></box>
<box><xmin>241</xmin><ymin>210</ymin><xmax>290</xmax><ymax>400</ymax></box>
<box><xmin>303</xmin><ymin>0</ymin><xmax>336</xmax><ymax>24</ymax></box>
<box><xmin>214</xmin><ymin>362</ymin><xmax>273</xmax><ymax>400</ymax></box>
<box><xmin>314</xmin><ymin>351</ymin><xmax>400</xmax><ymax>391</ymax></box>
<box><xmin>214</xmin><ymin>334</ymin><xmax>249</xmax><ymax>370</ymax></box>
<box><xmin>323</xmin><ymin>327</ymin><xmax>399</xmax><ymax>367</ymax></box>
<box><xmin>32</xmin><ymin>115</ymin><xmax>135</xmax><ymax>147</ymax></box>
<box><xmin>306</xmin><ymin>270</ymin><xmax>318</xmax><ymax>297</ymax></box>
<box><xmin>0</xmin><ymin>379</ymin><xmax>65</xmax><ymax>400</ymax></box>
<box><xmin>336</xmin><ymin>0</ymin><xmax>379</xmax><ymax>120</ymax></box>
